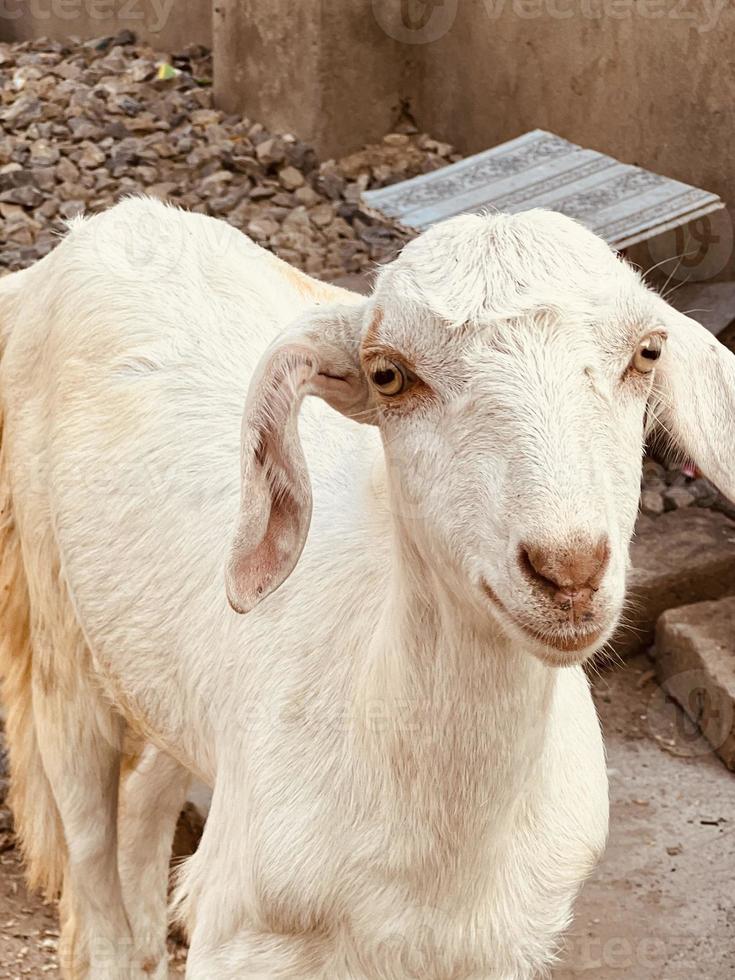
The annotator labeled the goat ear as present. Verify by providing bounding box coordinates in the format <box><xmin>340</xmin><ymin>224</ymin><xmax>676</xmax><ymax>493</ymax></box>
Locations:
<box><xmin>226</xmin><ymin>304</ymin><xmax>373</xmax><ymax>614</ymax></box>
<box><xmin>649</xmin><ymin>306</ymin><xmax>735</xmax><ymax>501</ymax></box>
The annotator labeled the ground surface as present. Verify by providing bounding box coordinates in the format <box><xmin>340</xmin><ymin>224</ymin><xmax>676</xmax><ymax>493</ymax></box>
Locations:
<box><xmin>0</xmin><ymin>654</ymin><xmax>732</xmax><ymax>978</ymax></box>
<box><xmin>555</xmin><ymin>654</ymin><xmax>735</xmax><ymax>979</ymax></box>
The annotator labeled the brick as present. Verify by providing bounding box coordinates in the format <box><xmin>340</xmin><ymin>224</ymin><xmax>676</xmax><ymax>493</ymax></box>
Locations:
<box><xmin>654</xmin><ymin>597</ymin><xmax>735</xmax><ymax>770</ymax></box>
<box><xmin>614</xmin><ymin>509</ymin><xmax>735</xmax><ymax>657</ymax></box>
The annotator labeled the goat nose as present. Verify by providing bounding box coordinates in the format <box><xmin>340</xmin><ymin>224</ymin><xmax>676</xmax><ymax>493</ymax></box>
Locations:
<box><xmin>519</xmin><ymin>538</ymin><xmax>610</xmax><ymax>596</ymax></box>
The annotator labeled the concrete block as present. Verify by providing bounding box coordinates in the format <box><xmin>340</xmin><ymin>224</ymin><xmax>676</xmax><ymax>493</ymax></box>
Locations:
<box><xmin>615</xmin><ymin>509</ymin><xmax>735</xmax><ymax>657</ymax></box>
<box><xmin>213</xmin><ymin>0</ymin><xmax>414</xmax><ymax>158</ymax></box>
<box><xmin>654</xmin><ymin>597</ymin><xmax>735</xmax><ymax>770</ymax></box>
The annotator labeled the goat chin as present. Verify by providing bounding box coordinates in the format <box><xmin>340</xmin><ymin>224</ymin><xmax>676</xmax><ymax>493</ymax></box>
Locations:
<box><xmin>1</xmin><ymin>196</ymin><xmax>682</xmax><ymax>980</ymax></box>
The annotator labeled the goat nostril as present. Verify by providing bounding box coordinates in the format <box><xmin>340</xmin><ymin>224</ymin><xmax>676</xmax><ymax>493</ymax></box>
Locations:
<box><xmin>520</xmin><ymin>544</ymin><xmax>562</xmax><ymax>592</ymax></box>
<box><xmin>519</xmin><ymin>538</ymin><xmax>610</xmax><ymax>594</ymax></box>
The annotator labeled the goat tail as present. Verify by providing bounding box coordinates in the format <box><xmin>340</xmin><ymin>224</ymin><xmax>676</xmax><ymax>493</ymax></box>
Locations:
<box><xmin>0</xmin><ymin>279</ymin><xmax>66</xmax><ymax>898</ymax></box>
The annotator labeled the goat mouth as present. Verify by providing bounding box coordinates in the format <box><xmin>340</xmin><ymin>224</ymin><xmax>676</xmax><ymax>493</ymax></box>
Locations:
<box><xmin>481</xmin><ymin>579</ymin><xmax>604</xmax><ymax>654</ymax></box>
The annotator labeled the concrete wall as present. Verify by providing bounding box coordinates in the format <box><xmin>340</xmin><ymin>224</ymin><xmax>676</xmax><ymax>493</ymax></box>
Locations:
<box><xmin>213</xmin><ymin>0</ymin><xmax>417</xmax><ymax>160</ymax></box>
<box><xmin>0</xmin><ymin>0</ymin><xmax>211</xmax><ymax>50</ymax></box>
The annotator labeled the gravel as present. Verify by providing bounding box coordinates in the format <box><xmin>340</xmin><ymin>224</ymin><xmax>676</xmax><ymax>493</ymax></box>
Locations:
<box><xmin>640</xmin><ymin>458</ymin><xmax>727</xmax><ymax>518</ymax></box>
<box><xmin>0</xmin><ymin>34</ymin><xmax>461</xmax><ymax>280</ymax></box>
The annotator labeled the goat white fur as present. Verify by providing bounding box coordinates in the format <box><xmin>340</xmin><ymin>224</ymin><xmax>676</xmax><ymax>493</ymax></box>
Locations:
<box><xmin>0</xmin><ymin>198</ymin><xmax>733</xmax><ymax>979</ymax></box>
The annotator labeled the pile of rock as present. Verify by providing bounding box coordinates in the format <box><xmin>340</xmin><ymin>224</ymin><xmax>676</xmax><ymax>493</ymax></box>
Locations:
<box><xmin>0</xmin><ymin>34</ymin><xmax>460</xmax><ymax>279</ymax></box>
<box><xmin>640</xmin><ymin>458</ymin><xmax>733</xmax><ymax>520</ymax></box>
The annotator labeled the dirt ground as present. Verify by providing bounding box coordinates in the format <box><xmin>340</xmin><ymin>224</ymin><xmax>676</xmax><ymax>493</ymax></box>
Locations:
<box><xmin>0</xmin><ymin>653</ymin><xmax>732</xmax><ymax>978</ymax></box>
<box><xmin>554</xmin><ymin>654</ymin><xmax>735</xmax><ymax>979</ymax></box>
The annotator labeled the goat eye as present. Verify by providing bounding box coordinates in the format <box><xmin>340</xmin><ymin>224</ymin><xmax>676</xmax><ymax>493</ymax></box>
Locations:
<box><xmin>632</xmin><ymin>334</ymin><xmax>664</xmax><ymax>374</ymax></box>
<box><xmin>370</xmin><ymin>359</ymin><xmax>407</xmax><ymax>397</ymax></box>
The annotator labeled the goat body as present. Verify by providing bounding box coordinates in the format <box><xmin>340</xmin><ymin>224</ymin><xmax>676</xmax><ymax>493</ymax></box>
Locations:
<box><xmin>1</xmin><ymin>197</ymin><xmax>661</xmax><ymax>979</ymax></box>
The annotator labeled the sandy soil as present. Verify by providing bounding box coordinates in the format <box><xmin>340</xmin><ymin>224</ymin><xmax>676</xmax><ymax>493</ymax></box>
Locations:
<box><xmin>0</xmin><ymin>653</ymin><xmax>732</xmax><ymax>978</ymax></box>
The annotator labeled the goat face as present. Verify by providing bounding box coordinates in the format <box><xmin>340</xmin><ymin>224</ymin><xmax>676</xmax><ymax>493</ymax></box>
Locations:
<box><xmin>227</xmin><ymin>210</ymin><xmax>735</xmax><ymax>667</ymax></box>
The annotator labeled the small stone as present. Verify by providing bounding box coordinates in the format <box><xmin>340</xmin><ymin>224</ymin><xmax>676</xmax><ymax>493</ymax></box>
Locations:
<box><xmin>640</xmin><ymin>490</ymin><xmax>665</xmax><ymax>517</ymax></box>
<box><xmin>0</xmin><ymin>168</ymin><xmax>34</xmax><ymax>191</ymax></box>
<box><xmin>278</xmin><ymin>166</ymin><xmax>304</xmax><ymax>191</ymax></box>
<box><xmin>37</xmin><ymin>198</ymin><xmax>58</xmax><ymax>219</ymax></box>
<box><xmin>383</xmin><ymin>132</ymin><xmax>410</xmax><ymax>147</ymax></box>
<box><xmin>256</xmin><ymin>137</ymin><xmax>286</xmax><ymax>167</ymax></box>
<box><xmin>147</xmin><ymin>182</ymin><xmax>179</xmax><ymax>201</ymax></box>
<box><xmin>0</xmin><ymin>95</ymin><xmax>42</xmax><ymax>127</ymax></box>
<box><xmin>641</xmin><ymin>458</ymin><xmax>666</xmax><ymax>483</ymax></box>
<box><xmin>247</xmin><ymin>216</ymin><xmax>279</xmax><ymax>241</ymax></box>
<box><xmin>419</xmin><ymin>136</ymin><xmax>454</xmax><ymax>157</ymax></box>
<box><xmin>270</xmin><ymin>192</ymin><xmax>295</xmax><ymax>208</ymax></box>
<box><xmin>29</xmin><ymin>139</ymin><xmax>59</xmax><ymax>166</ymax></box>
<box><xmin>281</xmin><ymin>207</ymin><xmax>310</xmax><ymax>230</ymax></box>
<box><xmin>0</xmin><ymin>185</ymin><xmax>43</xmax><ymax>207</ymax></box>
<box><xmin>190</xmin><ymin>108</ymin><xmax>222</xmax><ymax>127</ymax></box>
<box><xmin>58</xmin><ymin>200</ymin><xmax>85</xmax><ymax>220</ymax></box>
<box><xmin>5</xmin><ymin>224</ymin><xmax>34</xmax><ymax>245</ymax></box>
<box><xmin>77</xmin><ymin>144</ymin><xmax>106</xmax><ymax>169</ymax></box>
<box><xmin>689</xmin><ymin>479</ymin><xmax>719</xmax><ymax>508</ymax></box>
<box><xmin>313</xmin><ymin>169</ymin><xmax>346</xmax><ymax>200</ymax></box>
<box><xmin>31</xmin><ymin>167</ymin><xmax>56</xmax><ymax>192</ymax></box>
<box><xmin>111</xmin><ymin>29</ymin><xmax>136</xmax><ymax>46</ymax></box>
<box><xmin>663</xmin><ymin>486</ymin><xmax>695</xmax><ymax>511</ymax></box>
<box><xmin>115</xmin><ymin>95</ymin><xmax>141</xmax><ymax>116</ymax></box>
<box><xmin>249</xmin><ymin>184</ymin><xmax>277</xmax><ymax>201</ymax></box>
<box><xmin>153</xmin><ymin>140</ymin><xmax>178</xmax><ymax>159</ymax></box>
<box><xmin>0</xmin><ymin>202</ymin><xmax>26</xmax><ymax>221</ymax></box>
<box><xmin>55</xmin><ymin>157</ymin><xmax>80</xmax><ymax>183</ymax></box>
<box><xmin>309</xmin><ymin>202</ymin><xmax>335</xmax><ymax>227</ymax></box>
<box><xmin>202</xmin><ymin>168</ymin><xmax>233</xmax><ymax>185</ymax></box>
<box><xmin>293</xmin><ymin>184</ymin><xmax>320</xmax><ymax>207</ymax></box>
<box><xmin>67</xmin><ymin>116</ymin><xmax>103</xmax><ymax>141</ymax></box>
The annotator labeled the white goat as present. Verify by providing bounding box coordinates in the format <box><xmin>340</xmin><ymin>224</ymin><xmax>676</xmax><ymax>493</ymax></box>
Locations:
<box><xmin>0</xmin><ymin>197</ymin><xmax>733</xmax><ymax>980</ymax></box>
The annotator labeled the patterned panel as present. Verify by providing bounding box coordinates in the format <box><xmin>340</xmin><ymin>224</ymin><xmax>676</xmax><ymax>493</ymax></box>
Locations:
<box><xmin>363</xmin><ymin>130</ymin><xmax>724</xmax><ymax>250</ymax></box>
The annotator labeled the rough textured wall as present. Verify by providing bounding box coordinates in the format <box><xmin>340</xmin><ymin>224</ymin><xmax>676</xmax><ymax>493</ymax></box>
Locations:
<box><xmin>214</xmin><ymin>0</ymin><xmax>418</xmax><ymax>160</ymax></box>
<box><xmin>0</xmin><ymin>0</ymin><xmax>212</xmax><ymax>50</ymax></box>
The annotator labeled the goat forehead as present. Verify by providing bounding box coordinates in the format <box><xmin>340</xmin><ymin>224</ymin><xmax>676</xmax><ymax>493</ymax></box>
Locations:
<box><xmin>374</xmin><ymin>210</ymin><xmax>634</xmax><ymax>329</ymax></box>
